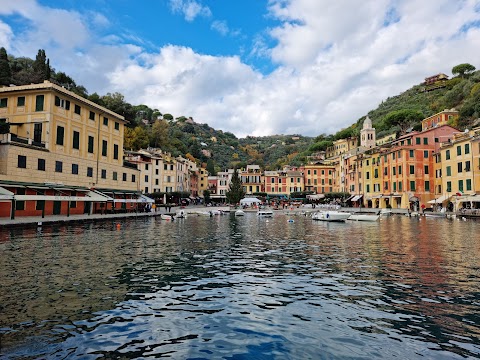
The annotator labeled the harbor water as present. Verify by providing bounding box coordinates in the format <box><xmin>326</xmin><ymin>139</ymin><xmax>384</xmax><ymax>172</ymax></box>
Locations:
<box><xmin>0</xmin><ymin>213</ymin><xmax>479</xmax><ymax>359</ymax></box>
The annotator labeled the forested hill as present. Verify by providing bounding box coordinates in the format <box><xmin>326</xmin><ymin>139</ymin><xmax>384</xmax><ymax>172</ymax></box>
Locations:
<box><xmin>1</xmin><ymin>48</ymin><xmax>479</xmax><ymax>172</ymax></box>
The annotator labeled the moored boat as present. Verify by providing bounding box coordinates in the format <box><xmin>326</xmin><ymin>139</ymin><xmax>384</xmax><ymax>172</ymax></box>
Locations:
<box><xmin>258</xmin><ymin>210</ymin><xmax>273</xmax><ymax>217</ymax></box>
<box><xmin>312</xmin><ymin>211</ymin><xmax>351</xmax><ymax>222</ymax></box>
<box><xmin>235</xmin><ymin>209</ymin><xmax>245</xmax><ymax>216</ymax></box>
<box><xmin>161</xmin><ymin>214</ymin><xmax>174</xmax><ymax>221</ymax></box>
<box><xmin>348</xmin><ymin>213</ymin><xmax>380</xmax><ymax>221</ymax></box>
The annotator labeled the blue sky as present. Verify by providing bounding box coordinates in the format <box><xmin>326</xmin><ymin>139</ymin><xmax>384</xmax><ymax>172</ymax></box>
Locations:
<box><xmin>1</xmin><ymin>0</ymin><xmax>480</xmax><ymax>137</ymax></box>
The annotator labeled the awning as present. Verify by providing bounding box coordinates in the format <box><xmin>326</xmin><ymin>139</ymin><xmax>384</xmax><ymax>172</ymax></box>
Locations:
<box><xmin>351</xmin><ymin>195</ymin><xmax>363</xmax><ymax>202</ymax></box>
<box><xmin>457</xmin><ymin>195</ymin><xmax>480</xmax><ymax>203</ymax></box>
<box><xmin>306</xmin><ymin>194</ymin><xmax>325</xmax><ymax>200</ymax></box>
<box><xmin>345</xmin><ymin>194</ymin><xmax>355</xmax><ymax>201</ymax></box>
<box><xmin>372</xmin><ymin>195</ymin><xmax>382</xmax><ymax>199</ymax></box>
<box><xmin>139</xmin><ymin>194</ymin><xmax>154</xmax><ymax>203</ymax></box>
<box><xmin>427</xmin><ymin>194</ymin><xmax>451</xmax><ymax>204</ymax></box>
<box><xmin>409</xmin><ymin>196</ymin><xmax>419</xmax><ymax>202</ymax></box>
<box><xmin>0</xmin><ymin>186</ymin><xmax>14</xmax><ymax>200</ymax></box>
<box><xmin>85</xmin><ymin>190</ymin><xmax>113</xmax><ymax>202</ymax></box>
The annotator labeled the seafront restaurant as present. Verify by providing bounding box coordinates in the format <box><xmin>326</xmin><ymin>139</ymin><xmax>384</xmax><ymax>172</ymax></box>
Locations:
<box><xmin>0</xmin><ymin>81</ymin><xmax>153</xmax><ymax>219</ymax></box>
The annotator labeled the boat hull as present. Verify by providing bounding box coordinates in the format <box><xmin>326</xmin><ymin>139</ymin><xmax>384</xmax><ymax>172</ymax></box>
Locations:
<box><xmin>312</xmin><ymin>211</ymin><xmax>351</xmax><ymax>222</ymax></box>
<box><xmin>348</xmin><ymin>214</ymin><xmax>379</xmax><ymax>221</ymax></box>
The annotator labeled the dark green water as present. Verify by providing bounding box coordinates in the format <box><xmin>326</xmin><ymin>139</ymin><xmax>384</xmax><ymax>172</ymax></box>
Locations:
<box><xmin>0</xmin><ymin>214</ymin><xmax>479</xmax><ymax>359</ymax></box>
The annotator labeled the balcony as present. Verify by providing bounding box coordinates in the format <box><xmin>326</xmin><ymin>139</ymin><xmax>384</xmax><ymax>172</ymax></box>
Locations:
<box><xmin>1</xmin><ymin>133</ymin><xmax>46</xmax><ymax>148</ymax></box>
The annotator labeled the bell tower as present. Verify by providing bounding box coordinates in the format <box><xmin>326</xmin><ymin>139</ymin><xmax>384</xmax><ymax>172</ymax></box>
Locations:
<box><xmin>360</xmin><ymin>115</ymin><xmax>376</xmax><ymax>148</ymax></box>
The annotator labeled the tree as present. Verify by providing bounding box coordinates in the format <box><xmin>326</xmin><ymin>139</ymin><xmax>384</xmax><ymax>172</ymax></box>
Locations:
<box><xmin>163</xmin><ymin>113</ymin><xmax>174</xmax><ymax>121</ymax></box>
<box><xmin>150</xmin><ymin>119</ymin><xmax>169</xmax><ymax>148</ymax></box>
<box><xmin>383</xmin><ymin>109</ymin><xmax>424</xmax><ymax>134</ymax></box>
<box><xmin>0</xmin><ymin>47</ymin><xmax>12</xmax><ymax>86</ymax></box>
<box><xmin>206</xmin><ymin>159</ymin><xmax>216</xmax><ymax>176</ymax></box>
<box><xmin>452</xmin><ymin>63</ymin><xmax>476</xmax><ymax>78</ymax></box>
<box><xmin>32</xmin><ymin>49</ymin><xmax>50</xmax><ymax>83</ymax></box>
<box><xmin>226</xmin><ymin>168</ymin><xmax>245</xmax><ymax>205</ymax></box>
<box><xmin>203</xmin><ymin>189</ymin><xmax>211</xmax><ymax>204</ymax></box>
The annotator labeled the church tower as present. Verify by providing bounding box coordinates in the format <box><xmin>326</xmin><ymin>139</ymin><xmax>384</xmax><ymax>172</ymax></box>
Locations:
<box><xmin>360</xmin><ymin>115</ymin><xmax>376</xmax><ymax>148</ymax></box>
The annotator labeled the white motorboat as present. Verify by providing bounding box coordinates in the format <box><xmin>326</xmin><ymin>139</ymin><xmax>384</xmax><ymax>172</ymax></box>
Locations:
<box><xmin>235</xmin><ymin>210</ymin><xmax>245</xmax><ymax>216</ymax></box>
<box><xmin>348</xmin><ymin>213</ymin><xmax>380</xmax><ymax>221</ymax></box>
<box><xmin>175</xmin><ymin>210</ymin><xmax>187</xmax><ymax>219</ymax></box>
<box><xmin>161</xmin><ymin>214</ymin><xmax>174</xmax><ymax>221</ymax></box>
<box><xmin>258</xmin><ymin>210</ymin><xmax>273</xmax><ymax>217</ymax></box>
<box><xmin>312</xmin><ymin>211</ymin><xmax>351</xmax><ymax>222</ymax></box>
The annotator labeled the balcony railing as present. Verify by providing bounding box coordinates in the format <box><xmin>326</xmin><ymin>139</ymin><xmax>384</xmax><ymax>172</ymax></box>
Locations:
<box><xmin>2</xmin><ymin>133</ymin><xmax>46</xmax><ymax>148</ymax></box>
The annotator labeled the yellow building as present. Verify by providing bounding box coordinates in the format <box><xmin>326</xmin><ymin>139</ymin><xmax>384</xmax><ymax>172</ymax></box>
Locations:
<box><xmin>435</xmin><ymin>128</ymin><xmax>480</xmax><ymax>211</ymax></box>
<box><xmin>326</xmin><ymin>137</ymin><xmax>358</xmax><ymax>158</ymax></box>
<box><xmin>0</xmin><ymin>81</ymin><xmax>143</xmax><ymax>218</ymax></box>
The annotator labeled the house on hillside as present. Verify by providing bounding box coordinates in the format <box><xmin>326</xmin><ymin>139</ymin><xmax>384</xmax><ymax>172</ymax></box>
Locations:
<box><xmin>423</xmin><ymin>73</ymin><xmax>449</xmax><ymax>92</ymax></box>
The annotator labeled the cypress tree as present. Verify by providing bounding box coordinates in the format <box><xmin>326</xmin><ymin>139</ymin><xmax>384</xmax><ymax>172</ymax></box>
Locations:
<box><xmin>226</xmin><ymin>168</ymin><xmax>246</xmax><ymax>205</ymax></box>
<box><xmin>0</xmin><ymin>47</ymin><xmax>12</xmax><ymax>86</ymax></box>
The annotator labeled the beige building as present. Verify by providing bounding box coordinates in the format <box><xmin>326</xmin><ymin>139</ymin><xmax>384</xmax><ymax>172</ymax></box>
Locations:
<box><xmin>0</xmin><ymin>81</ymin><xmax>143</xmax><ymax>218</ymax></box>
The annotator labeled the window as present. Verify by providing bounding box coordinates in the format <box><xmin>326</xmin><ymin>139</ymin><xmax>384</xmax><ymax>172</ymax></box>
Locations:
<box><xmin>416</xmin><ymin>137</ymin><xmax>421</xmax><ymax>145</ymax></box>
<box><xmin>74</xmin><ymin>104</ymin><xmax>81</xmax><ymax>115</ymax></box>
<box><xmin>132</xmin><ymin>174</ymin><xmax>136</xmax><ymax>182</ymax></box>
<box><xmin>314</xmin><ymin>170</ymin><xmax>317</xmax><ymax>175</ymax></box>
<box><xmin>393</xmin><ymin>182</ymin><xmax>397</xmax><ymax>191</ymax></box>
<box><xmin>114</xmin><ymin>122</ymin><xmax>119</xmax><ymax>130</ymax></box>
<box><xmin>446</xmin><ymin>181</ymin><xmax>452</xmax><ymax>192</ymax></box>
<box><xmin>89</xmin><ymin>111</ymin><xmax>95</xmax><ymax>121</ymax></box>
<box><xmin>467</xmin><ymin>179</ymin><xmax>472</xmax><ymax>191</ymax></box>
<box><xmin>465</xmin><ymin>144</ymin><xmax>470</xmax><ymax>154</ymax></box>
<box><xmin>458</xmin><ymin>180</ymin><xmax>464</xmax><ymax>192</ymax></box>
<box><xmin>409</xmin><ymin>150</ymin><xmax>414</xmax><ymax>157</ymax></box>
<box><xmin>398</xmin><ymin>181</ymin><xmax>402</xmax><ymax>191</ymax></box>
<box><xmin>423</xmin><ymin>138</ymin><xmax>428</xmax><ymax>145</ymax></box>
<box><xmin>374</xmin><ymin>169</ymin><xmax>378</xmax><ymax>178</ymax></box>
<box><xmin>435</xmin><ymin>137</ymin><xmax>439</xmax><ymax>143</ymax></box>
<box><xmin>102</xmin><ymin>140</ymin><xmax>107</xmax><ymax>156</ymax></box>
<box><xmin>366</xmin><ymin>184</ymin><xmax>370</xmax><ymax>193</ymax></box>
<box><xmin>384</xmin><ymin>182</ymin><xmax>388</xmax><ymax>190</ymax></box>
<box><xmin>88</xmin><ymin>136</ymin><xmax>94</xmax><ymax>153</ymax></box>
<box><xmin>392</xmin><ymin>152</ymin><xmax>396</xmax><ymax>160</ymax></box>
<box><xmin>145</xmin><ymin>175</ymin><xmax>149</xmax><ymax>182</ymax></box>
<box><xmin>103</xmin><ymin>117</ymin><xmax>108</xmax><ymax>126</ymax></box>
<box><xmin>55</xmin><ymin>96</ymin><xmax>70</xmax><ymax>110</ymax></box>
<box><xmin>384</xmin><ymin>167</ymin><xmax>388</xmax><ymax>176</ymax></box>
<box><xmin>38</xmin><ymin>158</ymin><xmax>46</xmax><ymax>171</ymax></box>
<box><xmin>36</xmin><ymin>200</ymin><xmax>45</xmax><ymax>211</ymax></box>
<box><xmin>56</xmin><ymin>126</ymin><xmax>65</xmax><ymax>145</ymax></box>
<box><xmin>446</xmin><ymin>166</ymin><xmax>451</xmax><ymax>176</ymax></box>
<box><xmin>87</xmin><ymin>167</ymin><xmax>93</xmax><ymax>177</ymax></box>
<box><xmin>101</xmin><ymin>169</ymin><xmax>106</xmax><ymax>179</ymax></box>
<box><xmin>72</xmin><ymin>131</ymin><xmax>80</xmax><ymax>149</ymax></box>
<box><xmin>70</xmin><ymin>191</ymin><xmax>77</xmax><ymax>208</ymax></box>
<box><xmin>393</xmin><ymin>167</ymin><xmax>396</xmax><ymax>175</ymax></box>
<box><xmin>410</xmin><ymin>181</ymin><xmax>416</xmax><ymax>191</ymax></box>
<box><xmin>113</xmin><ymin>172</ymin><xmax>118</xmax><ymax>181</ymax></box>
<box><xmin>0</xmin><ymin>98</ymin><xmax>7</xmax><ymax>108</ymax></box>
<box><xmin>425</xmin><ymin>181</ymin><xmax>430</xmax><ymax>191</ymax></box>
<box><xmin>55</xmin><ymin>161</ymin><xmax>63</xmax><ymax>173</ymax></box>
<box><xmin>407</xmin><ymin>139</ymin><xmax>411</xmax><ymax>145</ymax></box>
<box><xmin>366</xmin><ymin>172</ymin><xmax>370</xmax><ymax>180</ymax></box>
<box><xmin>424</xmin><ymin>165</ymin><xmax>429</xmax><ymax>175</ymax></box>
<box><xmin>457</xmin><ymin>146</ymin><xmax>461</xmax><ymax>156</ymax></box>
<box><xmin>72</xmin><ymin>163</ymin><xmax>79</xmax><ymax>174</ymax></box>
<box><xmin>465</xmin><ymin>161</ymin><xmax>471</xmax><ymax>172</ymax></box>
<box><xmin>398</xmin><ymin>166</ymin><xmax>402</xmax><ymax>175</ymax></box>
<box><xmin>409</xmin><ymin>165</ymin><xmax>415</xmax><ymax>175</ymax></box>
<box><xmin>17</xmin><ymin>96</ymin><xmax>25</xmax><ymax>106</ymax></box>
<box><xmin>114</xmin><ymin>144</ymin><xmax>119</xmax><ymax>160</ymax></box>
<box><xmin>458</xmin><ymin>162</ymin><xmax>463</xmax><ymax>173</ymax></box>
<box><xmin>424</xmin><ymin>150</ymin><xmax>429</xmax><ymax>158</ymax></box>
<box><xmin>123</xmin><ymin>173</ymin><xmax>127</xmax><ymax>181</ymax></box>
<box><xmin>17</xmin><ymin>155</ymin><xmax>26</xmax><ymax>168</ymax></box>
<box><xmin>446</xmin><ymin>150</ymin><xmax>450</xmax><ymax>160</ymax></box>
<box><xmin>35</xmin><ymin>95</ymin><xmax>44</xmax><ymax>111</ymax></box>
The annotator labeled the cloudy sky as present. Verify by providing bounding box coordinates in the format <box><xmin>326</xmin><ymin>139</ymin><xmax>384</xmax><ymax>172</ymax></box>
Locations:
<box><xmin>1</xmin><ymin>0</ymin><xmax>479</xmax><ymax>137</ymax></box>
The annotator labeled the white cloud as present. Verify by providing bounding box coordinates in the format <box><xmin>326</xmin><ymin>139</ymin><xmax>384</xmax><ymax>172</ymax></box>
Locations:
<box><xmin>211</xmin><ymin>20</ymin><xmax>229</xmax><ymax>36</ymax></box>
<box><xmin>1</xmin><ymin>0</ymin><xmax>480</xmax><ymax>138</ymax></box>
<box><xmin>169</xmin><ymin>0</ymin><xmax>212</xmax><ymax>22</ymax></box>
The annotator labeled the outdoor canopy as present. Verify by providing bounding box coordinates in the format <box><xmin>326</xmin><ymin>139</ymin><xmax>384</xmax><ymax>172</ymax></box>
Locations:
<box><xmin>240</xmin><ymin>197</ymin><xmax>261</xmax><ymax>205</ymax></box>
